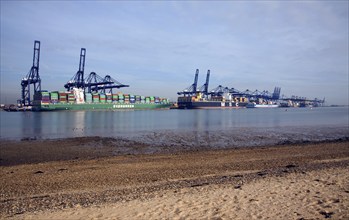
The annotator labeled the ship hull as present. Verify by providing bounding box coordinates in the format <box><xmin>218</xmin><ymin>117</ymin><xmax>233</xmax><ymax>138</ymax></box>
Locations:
<box><xmin>32</xmin><ymin>102</ymin><xmax>171</xmax><ymax>111</ymax></box>
<box><xmin>177</xmin><ymin>101</ymin><xmax>248</xmax><ymax>109</ymax></box>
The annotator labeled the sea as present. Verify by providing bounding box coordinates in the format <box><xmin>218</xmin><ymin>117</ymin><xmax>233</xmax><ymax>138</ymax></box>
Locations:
<box><xmin>1</xmin><ymin>107</ymin><xmax>348</xmax><ymax>148</ymax></box>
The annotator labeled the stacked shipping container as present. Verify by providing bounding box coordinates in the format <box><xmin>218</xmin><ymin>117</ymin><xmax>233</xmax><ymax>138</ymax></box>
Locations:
<box><xmin>118</xmin><ymin>94</ymin><xmax>124</xmax><ymax>103</ymax></box>
<box><xmin>112</xmin><ymin>94</ymin><xmax>119</xmax><ymax>102</ymax></box>
<box><xmin>106</xmin><ymin>94</ymin><xmax>112</xmax><ymax>103</ymax></box>
<box><xmin>99</xmin><ymin>94</ymin><xmax>106</xmax><ymax>103</ymax></box>
<box><xmin>50</xmin><ymin>92</ymin><xmax>59</xmax><ymax>103</ymax></box>
<box><xmin>92</xmin><ymin>93</ymin><xmax>99</xmax><ymax>103</ymax></box>
<box><xmin>34</xmin><ymin>91</ymin><xmax>50</xmax><ymax>104</ymax></box>
<box><xmin>124</xmin><ymin>94</ymin><xmax>130</xmax><ymax>103</ymax></box>
<box><xmin>67</xmin><ymin>93</ymin><xmax>75</xmax><ymax>103</ymax></box>
<box><xmin>33</xmin><ymin>91</ymin><xmax>169</xmax><ymax>105</ymax></box>
<box><xmin>85</xmin><ymin>93</ymin><xmax>92</xmax><ymax>103</ymax></box>
<box><xmin>59</xmin><ymin>91</ymin><xmax>67</xmax><ymax>103</ymax></box>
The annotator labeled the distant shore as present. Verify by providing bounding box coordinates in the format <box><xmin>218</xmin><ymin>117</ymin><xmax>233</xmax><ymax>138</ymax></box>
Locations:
<box><xmin>1</xmin><ymin>139</ymin><xmax>348</xmax><ymax>219</ymax></box>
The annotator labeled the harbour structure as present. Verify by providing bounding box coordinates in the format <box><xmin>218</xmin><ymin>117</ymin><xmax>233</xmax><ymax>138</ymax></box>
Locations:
<box><xmin>177</xmin><ymin>69</ymin><xmax>246</xmax><ymax>109</ymax></box>
<box><xmin>278</xmin><ymin>95</ymin><xmax>325</xmax><ymax>108</ymax></box>
<box><xmin>19</xmin><ymin>41</ymin><xmax>41</xmax><ymax>106</ymax></box>
<box><xmin>177</xmin><ymin>69</ymin><xmax>325</xmax><ymax>109</ymax></box>
<box><xmin>18</xmin><ymin>41</ymin><xmax>170</xmax><ymax>111</ymax></box>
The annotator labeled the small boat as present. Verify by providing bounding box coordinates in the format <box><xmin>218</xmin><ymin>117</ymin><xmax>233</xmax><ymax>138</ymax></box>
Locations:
<box><xmin>246</xmin><ymin>103</ymin><xmax>279</xmax><ymax>108</ymax></box>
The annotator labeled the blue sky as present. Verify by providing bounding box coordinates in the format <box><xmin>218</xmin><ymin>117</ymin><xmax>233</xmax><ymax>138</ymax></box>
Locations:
<box><xmin>1</xmin><ymin>1</ymin><xmax>348</xmax><ymax>105</ymax></box>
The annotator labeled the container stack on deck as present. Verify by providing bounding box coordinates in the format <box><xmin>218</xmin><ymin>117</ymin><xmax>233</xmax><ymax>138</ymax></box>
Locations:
<box><xmin>85</xmin><ymin>93</ymin><xmax>92</xmax><ymax>103</ymax></box>
<box><xmin>106</xmin><ymin>94</ymin><xmax>112</xmax><ymax>103</ymax></box>
<box><xmin>100</xmin><ymin>94</ymin><xmax>106</xmax><ymax>103</ymax></box>
<box><xmin>112</xmin><ymin>94</ymin><xmax>118</xmax><ymax>102</ymax></box>
<box><xmin>92</xmin><ymin>93</ymin><xmax>99</xmax><ymax>103</ymax></box>
<box><xmin>119</xmin><ymin>94</ymin><xmax>124</xmax><ymax>103</ymax></box>
<box><xmin>67</xmin><ymin>93</ymin><xmax>75</xmax><ymax>103</ymax></box>
<box><xmin>59</xmin><ymin>92</ymin><xmax>67</xmax><ymax>103</ymax></box>
<box><xmin>50</xmin><ymin>92</ymin><xmax>59</xmax><ymax>103</ymax></box>
<box><xmin>34</xmin><ymin>91</ymin><xmax>50</xmax><ymax>104</ymax></box>
<box><xmin>130</xmin><ymin>95</ymin><xmax>135</xmax><ymax>103</ymax></box>
<box><xmin>33</xmin><ymin>91</ymin><xmax>169</xmax><ymax>106</ymax></box>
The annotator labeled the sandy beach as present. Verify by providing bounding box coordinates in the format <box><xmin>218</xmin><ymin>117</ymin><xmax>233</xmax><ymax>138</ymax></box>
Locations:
<box><xmin>1</xmin><ymin>139</ymin><xmax>348</xmax><ymax>219</ymax></box>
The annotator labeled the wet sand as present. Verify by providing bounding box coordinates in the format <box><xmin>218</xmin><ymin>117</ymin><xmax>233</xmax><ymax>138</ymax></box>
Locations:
<box><xmin>0</xmin><ymin>139</ymin><xmax>348</xmax><ymax>219</ymax></box>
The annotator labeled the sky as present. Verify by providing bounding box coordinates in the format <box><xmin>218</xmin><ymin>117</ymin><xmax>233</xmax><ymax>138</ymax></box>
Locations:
<box><xmin>0</xmin><ymin>1</ymin><xmax>348</xmax><ymax>105</ymax></box>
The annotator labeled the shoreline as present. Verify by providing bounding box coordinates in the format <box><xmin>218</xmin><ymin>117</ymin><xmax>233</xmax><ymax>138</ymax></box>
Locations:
<box><xmin>1</xmin><ymin>136</ymin><xmax>348</xmax><ymax>166</ymax></box>
<box><xmin>1</xmin><ymin>140</ymin><xmax>349</xmax><ymax>219</ymax></box>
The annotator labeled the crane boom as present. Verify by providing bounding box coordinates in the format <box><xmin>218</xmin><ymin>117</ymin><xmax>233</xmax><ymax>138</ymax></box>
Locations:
<box><xmin>99</xmin><ymin>75</ymin><xmax>129</xmax><ymax>93</ymax></box>
<box><xmin>84</xmin><ymin>72</ymin><xmax>112</xmax><ymax>93</ymax></box>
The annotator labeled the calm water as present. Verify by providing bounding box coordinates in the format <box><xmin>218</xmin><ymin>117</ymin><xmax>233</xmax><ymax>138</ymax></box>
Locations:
<box><xmin>0</xmin><ymin>107</ymin><xmax>348</xmax><ymax>141</ymax></box>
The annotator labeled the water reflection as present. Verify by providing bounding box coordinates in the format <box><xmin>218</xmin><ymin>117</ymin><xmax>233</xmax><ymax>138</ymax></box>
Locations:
<box><xmin>20</xmin><ymin>112</ymin><xmax>42</xmax><ymax>139</ymax></box>
<box><xmin>73</xmin><ymin>111</ymin><xmax>86</xmax><ymax>136</ymax></box>
<box><xmin>32</xmin><ymin>112</ymin><xmax>43</xmax><ymax>138</ymax></box>
<box><xmin>190</xmin><ymin>110</ymin><xmax>213</xmax><ymax>146</ymax></box>
<box><xmin>0</xmin><ymin>107</ymin><xmax>348</xmax><ymax>140</ymax></box>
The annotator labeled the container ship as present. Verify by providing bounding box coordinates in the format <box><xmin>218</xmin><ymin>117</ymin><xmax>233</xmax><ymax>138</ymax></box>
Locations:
<box><xmin>32</xmin><ymin>89</ymin><xmax>170</xmax><ymax>111</ymax></box>
<box><xmin>18</xmin><ymin>41</ymin><xmax>170</xmax><ymax>111</ymax></box>
<box><xmin>177</xmin><ymin>69</ymin><xmax>265</xmax><ymax>109</ymax></box>
<box><xmin>177</xmin><ymin>94</ymin><xmax>248</xmax><ymax>109</ymax></box>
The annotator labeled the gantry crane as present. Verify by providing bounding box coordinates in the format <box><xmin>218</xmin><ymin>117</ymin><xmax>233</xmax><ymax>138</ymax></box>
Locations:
<box><xmin>64</xmin><ymin>48</ymin><xmax>129</xmax><ymax>94</ymax></box>
<box><xmin>177</xmin><ymin>69</ymin><xmax>284</xmax><ymax>102</ymax></box>
<box><xmin>177</xmin><ymin>69</ymin><xmax>199</xmax><ymax>96</ymax></box>
<box><xmin>20</xmin><ymin>40</ymin><xmax>41</xmax><ymax>106</ymax></box>
<box><xmin>64</xmin><ymin>48</ymin><xmax>86</xmax><ymax>91</ymax></box>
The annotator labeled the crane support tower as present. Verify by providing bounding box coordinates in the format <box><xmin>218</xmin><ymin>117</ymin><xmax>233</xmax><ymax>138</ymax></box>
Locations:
<box><xmin>177</xmin><ymin>69</ymin><xmax>199</xmax><ymax>96</ymax></box>
<box><xmin>20</xmin><ymin>40</ymin><xmax>41</xmax><ymax>106</ymax></box>
<box><xmin>272</xmin><ymin>87</ymin><xmax>281</xmax><ymax>100</ymax></box>
<box><xmin>64</xmin><ymin>48</ymin><xmax>86</xmax><ymax>91</ymax></box>
<box><xmin>204</xmin><ymin>70</ymin><xmax>210</xmax><ymax>95</ymax></box>
<box><xmin>192</xmin><ymin>69</ymin><xmax>199</xmax><ymax>95</ymax></box>
<box><xmin>199</xmin><ymin>70</ymin><xmax>210</xmax><ymax>96</ymax></box>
